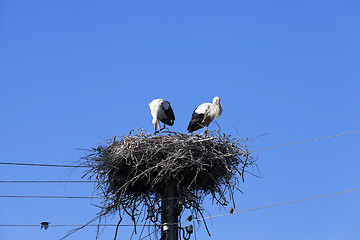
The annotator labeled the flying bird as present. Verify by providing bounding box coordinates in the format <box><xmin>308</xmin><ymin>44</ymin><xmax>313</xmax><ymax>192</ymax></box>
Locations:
<box><xmin>149</xmin><ymin>99</ymin><xmax>175</xmax><ymax>134</ymax></box>
<box><xmin>186</xmin><ymin>215</ymin><xmax>193</xmax><ymax>222</ymax></box>
<box><xmin>40</xmin><ymin>222</ymin><xmax>50</xmax><ymax>230</ymax></box>
<box><xmin>187</xmin><ymin>96</ymin><xmax>223</xmax><ymax>133</ymax></box>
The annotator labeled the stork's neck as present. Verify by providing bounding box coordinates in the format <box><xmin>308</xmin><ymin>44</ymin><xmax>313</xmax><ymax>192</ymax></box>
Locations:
<box><xmin>210</xmin><ymin>103</ymin><xmax>222</xmax><ymax>119</ymax></box>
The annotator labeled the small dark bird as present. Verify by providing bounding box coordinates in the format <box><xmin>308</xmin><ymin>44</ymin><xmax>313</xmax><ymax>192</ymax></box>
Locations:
<box><xmin>229</xmin><ymin>207</ymin><xmax>234</xmax><ymax>214</ymax></box>
<box><xmin>186</xmin><ymin>215</ymin><xmax>193</xmax><ymax>222</ymax></box>
<box><xmin>40</xmin><ymin>222</ymin><xmax>50</xmax><ymax>230</ymax></box>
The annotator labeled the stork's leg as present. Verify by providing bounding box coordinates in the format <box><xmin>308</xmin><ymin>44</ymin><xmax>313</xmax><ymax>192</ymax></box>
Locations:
<box><xmin>154</xmin><ymin>123</ymin><xmax>157</xmax><ymax>134</ymax></box>
<box><xmin>205</xmin><ymin>125</ymin><xmax>209</xmax><ymax>135</ymax></box>
<box><xmin>158</xmin><ymin>121</ymin><xmax>161</xmax><ymax>134</ymax></box>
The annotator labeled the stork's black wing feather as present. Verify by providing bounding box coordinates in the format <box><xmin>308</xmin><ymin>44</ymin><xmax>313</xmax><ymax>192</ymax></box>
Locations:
<box><xmin>160</xmin><ymin>104</ymin><xmax>175</xmax><ymax>126</ymax></box>
<box><xmin>187</xmin><ymin>110</ymin><xmax>205</xmax><ymax>133</ymax></box>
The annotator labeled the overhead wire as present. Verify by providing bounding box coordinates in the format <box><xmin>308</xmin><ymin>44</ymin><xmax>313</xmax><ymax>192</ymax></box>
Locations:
<box><xmin>0</xmin><ymin>180</ymin><xmax>95</xmax><ymax>183</ymax></box>
<box><xmin>0</xmin><ymin>194</ymin><xmax>178</xmax><ymax>200</ymax></box>
<box><xmin>0</xmin><ymin>162</ymin><xmax>86</xmax><ymax>168</ymax></box>
<box><xmin>0</xmin><ymin>130</ymin><xmax>358</xmax><ymax>169</ymax></box>
<box><xmin>0</xmin><ymin>195</ymin><xmax>101</xmax><ymax>199</ymax></box>
<box><xmin>0</xmin><ymin>131</ymin><xmax>359</xmax><ymax>233</ymax></box>
<box><xmin>0</xmin><ymin>187</ymin><xmax>359</xmax><ymax>227</ymax></box>
<box><xmin>0</xmin><ymin>224</ymin><xmax>155</xmax><ymax>227</ymax></box>
<box><xmin>251</xmin><ymin>130</ymin><xmax>360</xmax><ymax>152</ymax></box>
<box><xmin>185</xmin><ymin>187</ymin><xmax>360</xmax><ymax>224</ymax></box>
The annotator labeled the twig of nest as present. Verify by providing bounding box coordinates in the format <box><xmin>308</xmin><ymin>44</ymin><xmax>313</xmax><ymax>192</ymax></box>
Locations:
<box><xmin>64</xmin><ymin>129</ymin><xmax>257</xmax><ymax>239</ymax></box>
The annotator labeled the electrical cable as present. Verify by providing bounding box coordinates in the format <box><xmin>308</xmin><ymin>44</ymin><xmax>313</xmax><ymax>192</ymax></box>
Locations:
<box><xmin>0</xmin><ymin>130</ymin><xmax>358</xmax><ymax>168</ymax></box>
<box><xmin>0</xmin><ymin>224</ymin><xmax>156</xmax><ymax>227</ymax></box>
<box><xmin>185</xmin><ymin>187</ymin><xmax>360</xmax><ymax>224</ymax></box>
<box><xmin>0</xmin><ymin>162</ymin><xmax>86</xmax><ymax>168</ymax></box>
<box><xmin>0</xmin><ymin>187</ymin><xmax>359</xmax><ymax>227</ymax></box>
<box><xmin>0</xmin><ymin>195</ymin><xmax>101</xmax><ymax>199</ymax></box>
<box><xmin>251</xmin><ymin>130</ymin><xmax>360</xmax><ymax>152</ymax></box>
<box><xmin>0</xmin><ymin>180</ymin><xmax>95</xmax><ymax>183</ymax></box>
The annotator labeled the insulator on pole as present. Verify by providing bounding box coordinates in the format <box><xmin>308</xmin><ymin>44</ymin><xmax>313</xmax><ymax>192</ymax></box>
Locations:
<box><xmin>186</xmin><ymin>224</ymin><xmax>193</xmax><ymax>234</ymax></box>
<box><xmin>147</xmin><ymin>208</ymin><xmax>155</xmax><ymax>218</ymax></box>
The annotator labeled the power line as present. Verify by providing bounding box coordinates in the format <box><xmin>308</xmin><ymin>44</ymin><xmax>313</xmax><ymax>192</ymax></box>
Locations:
<box><xmin>0</xmin><ymin>195</ymin><xmax>102</xmax><ymax>199</ymax></box>
<box><xmin>0</xmin><ymin>130</ymin><xmax>358</xmax><ymax>169</ymax></box>
<box><xmin>0</xmin><ymin>180</ymin><xmax>95</xmax><ymax>183</ymax></box>
<box><xmin>1</xmin><ymin>188</ymin><xmax>359</xmax><ymax>228</ymax></box>
<box><xmin>0</xmin><ymin>224</ymin><xmax>155</xmax><ymax>227</ymax></box>
<box><xmin>187</xmin><ymin>187</ymin><xmax>360</xmax><ymax>223</ymax></box>
<box><xmin>0</xmin><ymin>194</ymin><xmax>178</xmax><ymax>201</ymax></box>
<box><xmin>251</xmin><ymin>130</ymin><xmax>360</xmax><ymax>152</ymax></box>
<box><xmin>0</xmin><ymin>162</ymin><xmax>86</xmax><ymax>168</ymax></box>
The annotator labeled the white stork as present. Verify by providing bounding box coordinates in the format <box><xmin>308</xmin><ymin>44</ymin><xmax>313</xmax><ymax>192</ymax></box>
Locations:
<box><xmin>187</xmin><ymin>96</ymin><xmax>222</xmax><ymax>133</ymax></box>
<box><xmin>149</xmin><ymin>99</ymin><xmax>175</xmax><ymax>134</ymax></box>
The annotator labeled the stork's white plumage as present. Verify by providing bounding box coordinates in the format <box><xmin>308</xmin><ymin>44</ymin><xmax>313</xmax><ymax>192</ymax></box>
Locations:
<box><xmin>149</xmin><ymin>99</ymin><xmax>175</xmax><ymax>134</ymax></box>
<box><xmin>187</xmin><ymin>96</ymin><xmax>222</xmax><ymax>133</ymax></box>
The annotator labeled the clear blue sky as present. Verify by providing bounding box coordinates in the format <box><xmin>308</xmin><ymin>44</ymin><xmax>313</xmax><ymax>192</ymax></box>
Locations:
<box><xmin>1</xmin><ymin>0</ymin><xmax>359</xmax><ymax>239</ymax></box>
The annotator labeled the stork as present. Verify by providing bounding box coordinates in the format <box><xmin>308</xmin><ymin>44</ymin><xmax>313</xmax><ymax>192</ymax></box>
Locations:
<box><xmin>149</xmin><ymin>99</ymin><xmax>175</xmax><ymax>134</ymax></box>
<box><xmin>187</xmin><ymin>96</ymin><xmax>222</xmax><ymax>133</ymax></box>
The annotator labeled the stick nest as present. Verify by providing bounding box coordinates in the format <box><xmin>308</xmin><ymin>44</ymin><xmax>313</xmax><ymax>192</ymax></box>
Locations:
<box><xmin>80</xmin><ymin>129</ymin><xmax>256</xmax><ymax>238</ymax></box>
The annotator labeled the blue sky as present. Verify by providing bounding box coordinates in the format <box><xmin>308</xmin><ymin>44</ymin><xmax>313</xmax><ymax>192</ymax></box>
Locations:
<box><xmin>0</xmin><ymin>0</ymin><xmax>359</xmax><ymax>239</ymax></box>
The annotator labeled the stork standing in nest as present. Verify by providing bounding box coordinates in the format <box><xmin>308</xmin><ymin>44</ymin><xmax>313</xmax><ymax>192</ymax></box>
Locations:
<box><xmin>187</xmin><ymin>96</ymin><xmax>222</xmax><ymax>133</ymax></box>
<box><xmin>149</xmin><ymin>99</ymin><xmax>175</xmax><ymax>134</ymax></box>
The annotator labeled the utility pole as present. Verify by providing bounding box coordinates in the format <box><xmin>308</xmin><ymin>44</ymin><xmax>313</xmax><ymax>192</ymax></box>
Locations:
<box><xmin>161</xmin><ymin>181</ymin><xmax>178</xmax><ymax>240</ymax></box>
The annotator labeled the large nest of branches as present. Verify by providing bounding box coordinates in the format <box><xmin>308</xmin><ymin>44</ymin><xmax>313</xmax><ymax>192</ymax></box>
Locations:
<box><xmin>77</xmin><ymin>129</ymin><xmax>256</xmax><ymax>239</ymax></box>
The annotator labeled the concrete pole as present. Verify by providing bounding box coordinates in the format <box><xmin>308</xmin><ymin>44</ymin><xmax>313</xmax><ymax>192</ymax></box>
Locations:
<box><xmin>166</xmin><ymin>181</ymin><xmax>178</xmax><ymax>240</ymax></box>
<box><xmin>160</xmin><ymin>198</ymin><xmax>167</xmax><ymax>240</ymax></box>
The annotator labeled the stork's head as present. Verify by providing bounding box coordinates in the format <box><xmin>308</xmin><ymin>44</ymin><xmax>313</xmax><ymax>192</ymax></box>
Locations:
<box><xmin>213</xmin><ymin>96</ymin><xmax>220</xmax><ymax>105</ymax></box>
